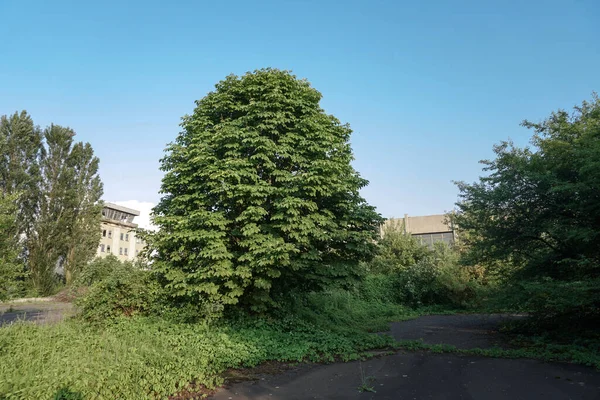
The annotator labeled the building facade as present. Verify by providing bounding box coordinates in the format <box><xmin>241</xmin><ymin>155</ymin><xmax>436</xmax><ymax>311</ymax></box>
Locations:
<box><xmin>382</xmin><ymin>213</ymin><xmax>456</xmax><ymax>247</ymax></box>
<box><xmin>97</xmin><ymin>202</ymin><xmax>146</xmax><ymax>261</ymax></box>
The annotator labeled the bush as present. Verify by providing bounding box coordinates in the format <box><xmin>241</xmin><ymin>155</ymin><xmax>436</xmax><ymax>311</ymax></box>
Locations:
<box><xmin>75</xmin><ymin>256</ymin><xmax>159</xmax><ymax>323</ymax></box>
<box><xmin>357</xmin><ymin>274</ymin><xmax>402</xmax><ymax>304</ymax></box>
<box><xmin>398</xmin><ymin>243</ymin><xmax>480</xmax><ymax>307</ymax></box>
<box><xmin>493</xmin><ymin>278</ymin><xmax>600</xmax><ymax>333</ymax></box>
<box><xmin>366</xmin><ymin>240</ymin><xmax>482</xmax><ymax>308</ymax></box>
<box><xmin>368</xmin><ymin>224</ymin><xmax>430</xmax><ymax>274</ymax></box>
<box><xmin>73</xmin><ymin>255</ymin><xmax>130</xmax><ymax>287</ymax></box>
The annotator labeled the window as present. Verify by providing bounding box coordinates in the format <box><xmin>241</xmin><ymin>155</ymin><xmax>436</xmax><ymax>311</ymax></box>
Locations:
<box><xmin>107</xmin><ymin>245</ymin><xmax>111</xmax><ymax>253</ymax></box>
<box><xmin>100</xmin><ymin>244</ymin><xmax>105</xmax><ymax>252</ymax></box>
<box><xmin>125</xmin><ymin>234</ymin><xmax>129</xmax><ymax>242</ymax></box>
<box><xmin>135</xmin><ymin>250</ymin><xmax>139</xmax><ymax>256</ymax></box>
<box><xmin>120</xmin><ymin>233</ymin><xmax>124</xmax><ymax>241</ymax></box>
<box><xmin>119</xmin><ymin>247</ymin><xmax>123</xmax><ymax>255</ymax></box>
<box><xmin>102</xmin><ymin>230</ymin><xmax>106</xmax><ymax>238</ymax></box>
<box><xmin>124</xmin><ymin>248</ymin><xmax>128</xmax><ymax>256</ymax></box>
<box><xmin>108</xmin><ymin>230</ymin><xmax>112</xmax><ymax>238</ymax></box>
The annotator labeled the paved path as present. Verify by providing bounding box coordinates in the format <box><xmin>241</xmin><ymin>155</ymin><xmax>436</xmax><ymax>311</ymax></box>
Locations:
<box><xmin>212</xmin><ymin>314</ymin><xmax>600</xmax><ymax>400</ymax></box>
<box><xmin>0</xmin><ymin>301</ymin><xmax>74</xmax><ymax>326</ymax></box>
<box><xmin>389</xmin><ymin>314</ymin><xmax>526</xmax><ymax>349</ymax></box>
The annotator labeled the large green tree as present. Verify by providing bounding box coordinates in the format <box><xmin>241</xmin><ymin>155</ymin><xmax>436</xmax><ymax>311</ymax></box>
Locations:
<box><xmin>454</xmin><ymin>95</ymin><xmax>600</xmax><ymax>326</ymax></box>
<box><xmin>148</xmin><ymin>69</ymin><xmax>383</xmax><ymax>311</ymax></box>
<box><xmin>455</xmin><ymin>95</ymin><xmax>600</xmax><ymax>279</ymax></box>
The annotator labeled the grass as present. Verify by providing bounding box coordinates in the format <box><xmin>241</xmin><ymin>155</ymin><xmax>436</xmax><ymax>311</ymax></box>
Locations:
<box><xmin>357</xmin><ymin>361</ymin><xmax>376</xmax><ymax>393</ymax></box>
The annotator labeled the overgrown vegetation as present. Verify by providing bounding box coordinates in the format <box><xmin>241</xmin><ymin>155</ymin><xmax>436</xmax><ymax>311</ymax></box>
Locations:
<box><xmin>73</xmin><ymin>256</ymin><xmax>159</xmax><ymax>324</ymax></box>
<box><xmin>363</xmin><ymin>226</ymin><xmax>483</xmax><ymax>308</ymax></box>
<box><xmin>0</xmin><ymin>292</ymin><xmax>408</xmax><ymax>399</ymax></box>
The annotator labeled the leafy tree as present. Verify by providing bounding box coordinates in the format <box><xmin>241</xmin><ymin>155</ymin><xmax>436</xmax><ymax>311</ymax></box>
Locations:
<box><xmin>28</xmin><ymin>125</ymin><xmax>103</xmax><ymax>294</ymax></box>
<box><xmin>368</xmin><ymin>221</ymin><xmax>430</xmax><ymax>274</ymax></box>
<box><xmin>61</xmin><ymin>142</ymin><xmax>103</xmax><ymax>284</ymax></box>
<box><xmin>454</xmin><ymin>95</ymin><xmax>600</xmax><ymax>326</ymax></box>
<box><xmin>147</xmin><ymin>69</ymin><xmax>383</xmax><ymax>312</ymax></box>
<box><xmin>455</xmin><ymin>95</ymin><xmax>600</xmax><ymax>279</ymax></box>
<box><xmin>0</xmin><ymin>111</ymin><xmax>43</xmax><ymax>237</ymax></box>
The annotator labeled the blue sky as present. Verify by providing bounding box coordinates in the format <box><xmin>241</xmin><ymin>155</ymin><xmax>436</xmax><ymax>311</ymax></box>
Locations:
<box><xmin>1</xmin><ymin>0</ymin><xmax>598</xmax><ymax>222</ymax></box>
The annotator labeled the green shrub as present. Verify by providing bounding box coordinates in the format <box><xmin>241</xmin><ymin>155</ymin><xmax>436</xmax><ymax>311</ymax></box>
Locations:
<box><xmin>369</xmin><ymin>224</ymin><xmax>429</xmax><ymax>274</ymax></box>
<box><xmin>494</xmin><ymin>278</ymin><xmax>600</xmax><ymax>332</ymax></box>
<box><xmin>73</xmin><ymin>255</ymin><xmax>129</xmax><ymax>287</ymax></box>
<box><xmin>76</xmin><ymin>257</ymin><xmax>159</xmax><ymax>323</ymax></box>
<box><xmin>369</xmin><ymin>242</ymin><xmax>482</xmax><ymax>308</ymax></box>
<box><xmin>357</xmin><ymin>274</ymin><xmax>402</xmax><ymax>304</ymax></box>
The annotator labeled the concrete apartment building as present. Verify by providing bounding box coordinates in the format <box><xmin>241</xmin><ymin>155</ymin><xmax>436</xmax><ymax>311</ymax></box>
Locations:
<box><xmin>382</xmin><ymin>214</ymin><xmax>456</xmax><ymax>247</ymax></box>
<box><xmin>97</xmin><ymin>202</ymin><xmax>146</xmax><ymax>261</ymax></box>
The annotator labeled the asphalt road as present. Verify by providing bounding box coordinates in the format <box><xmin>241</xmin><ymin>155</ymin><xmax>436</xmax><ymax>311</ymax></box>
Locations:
<box><xmin>0</xmin><ymin>301</ymin><xmax>73</xmax><ymax>326</ymax></box>
<box><xmin>212</xmin><ymin>315</ymin><xmax>600</xmax><ymax>400</ymax></box>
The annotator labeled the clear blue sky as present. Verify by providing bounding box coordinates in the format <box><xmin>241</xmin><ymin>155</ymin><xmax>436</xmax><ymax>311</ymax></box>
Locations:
<box><xmin>1</xmin><ymin>0</ymin><xmax>598</xmax><ymax>218</ymax></box>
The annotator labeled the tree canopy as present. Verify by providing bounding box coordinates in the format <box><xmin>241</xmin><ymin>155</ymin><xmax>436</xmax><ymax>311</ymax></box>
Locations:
<box><xmin>454</xmin><ymin>94</ymin><xmax>600</xmax><ymax>281</ymax></box>
<box><xmin>148</xmin><ymin>69</ymin><xmax>383</xmax><ymax>311</ymax></box>
<box><xmin>0</xmin><ymin>112</ymin><xmax>103</xmax><ymax>295</ymax></box>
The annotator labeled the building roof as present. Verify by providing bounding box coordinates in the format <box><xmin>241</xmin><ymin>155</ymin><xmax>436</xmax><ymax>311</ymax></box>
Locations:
<box><xmin>103</xmin><ymin>202</ymin><xmax>140</xmax><ymax>216</ymax></box>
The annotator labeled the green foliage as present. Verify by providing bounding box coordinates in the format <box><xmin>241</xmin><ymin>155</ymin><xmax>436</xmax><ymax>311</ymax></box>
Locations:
<box><xmin>289</xmin><ymin>289</ymin><xmax>414</xmax><ymax>334</ymax></box>
<box><xmin>454</xmin><ymin>94</ymin><xmax>600</xmax><ymax>326</ymax></box>
<box><xmin>146</xmin><ymin>69</ymin><xmax>383</xmax><ymax>312</ymax></box>
<box><xmin>76</xmin><ymin>256</ymin><xmax>158</xmax><ymax>323</ymax></box>
<box><xmin>357</xmin><ymin>274</ymin><xmax>403</xmax><ymax>304</ymax></box>
<box><xmin>0</xmin><ymin>111</ymin><xmax>103</xmax><ymax>296</ymax></box>
<box><xmin>364</xmin><ymin>233</ymin><xmax>482</xmax><ymax>308</ymax></box>
<box><xmin>0</xmin><ymin>111</ymin><xmax>43</xmax><ymax>238</ymax></box>
<box><xmin>492</xmin><ymin>278</ymin><xmax>600</xmax><ymax>332</ymax></box>
<box><xmin>394</xmin><ymin>243</ymin><xmax>479</xmax><ymax>307</ymax></box>
<box><xmin>0</xmin><ymin>292</ymin><xmax>404</xmax><ymax>399</ymax></box>
<box><xmin>0</xmin><ymin>193</ymin><xmax>24</xmax><ymax>300</ymax></box>
<box><xmin>53</xmin><ymin>388</ymin><xmax>83</xmax><ymax>400</ymax></box>
<box><xmin>28</xmin><ymin>124</ymin><xmax>103</xmax><ymax>295</ymax></box>
<box><xmin>74</xmin><ymin>255</ymin><xmax>131</xmax><ymax>287</ymax></box>
<box><xmin>368</xmin><ymin>222</ymin><xmax>430</xmax><ymax>274</ymax></box>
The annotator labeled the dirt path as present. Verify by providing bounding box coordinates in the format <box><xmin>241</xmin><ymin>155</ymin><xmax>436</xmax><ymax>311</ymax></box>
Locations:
<box><xmin>212</xmin><ymin>314</ymin><xmax>600</xmax><ymax>400</ymax></box>
<box><xmin>0</xmin><ymin>300</ymin><xmax>74</xmax><ymax>326</ymax></box>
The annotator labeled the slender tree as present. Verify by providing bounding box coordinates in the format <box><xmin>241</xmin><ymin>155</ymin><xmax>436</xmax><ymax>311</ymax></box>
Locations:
<box><xmin>147</xmin><ymin>69</ymin><xmax>383</xmax><ymax>312</ymax></box>
<box><xmin>27</xmin><ymin>125</ymin><xmax>103</xmax><ymax>293</ymax></box>
<box><xmin>0</xmin><ymin>192</ymin><xmax>22</xmax><ymax>300</ymax></box>
<box><xmin>62</xmin><ymin>142</ymin><xmax>103</xmax><ymax>284</ymax></box>
<box><xmin>0</xmin><ymin>111</ymin><xmax>43</xmax><ymax>237</ymax></box>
